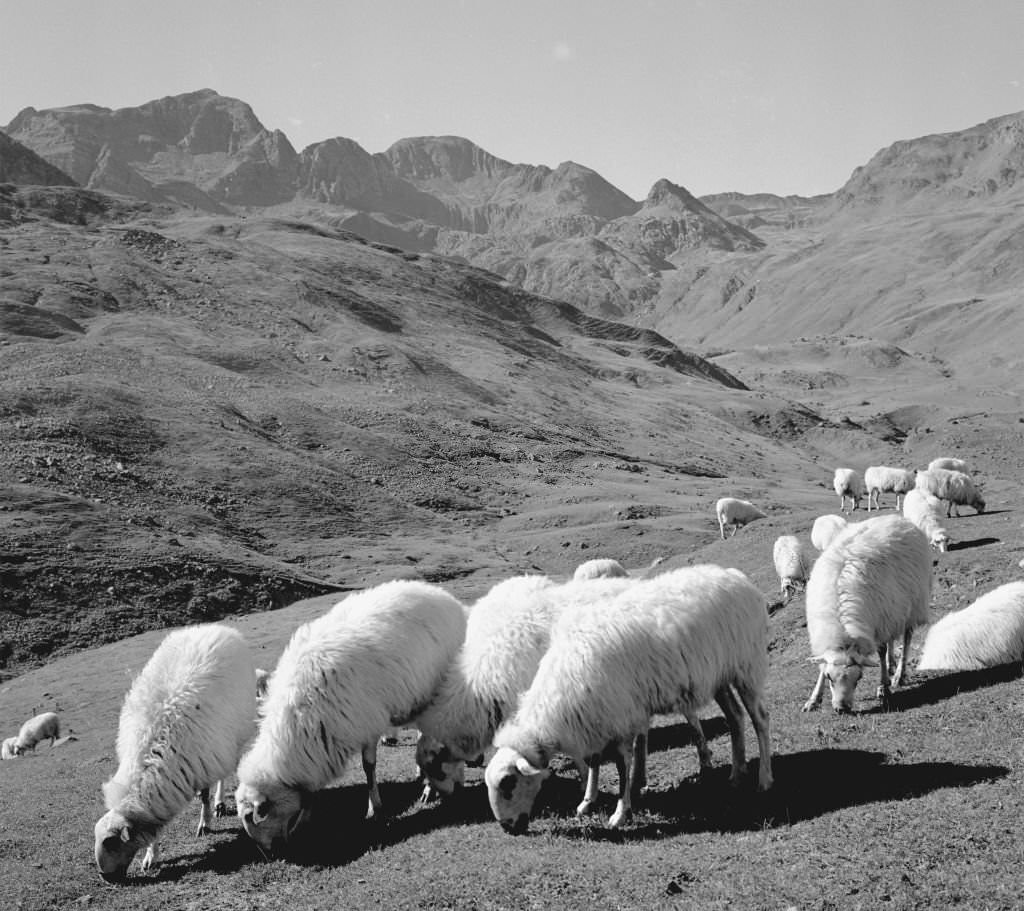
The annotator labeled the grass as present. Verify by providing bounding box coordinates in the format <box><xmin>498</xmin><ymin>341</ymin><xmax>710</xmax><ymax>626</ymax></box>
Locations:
<box><xmin>3</xmin><ymin>505</ymin><xmax>1024</xmax><ymax>911</ymax></box>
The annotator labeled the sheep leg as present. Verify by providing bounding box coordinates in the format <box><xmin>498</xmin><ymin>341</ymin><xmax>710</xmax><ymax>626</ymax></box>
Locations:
<box><xmin>631</xmin><ymin>729</ymin><xmax>648</xmax><ymax>797</ymax></box>
<box><xmin>733</xmin><ymin>680</ymin><xmax>774</xmax><ymax>791</ymax></box>
<box><xmin>196</xmin><ymin>787</ymin><xmax>214</xmax><ymax>836</ymax></box>
<box><xmin>362</xmin><ymin>741</ymin><xmax>383</xmax><ymax>819</ymax></box>
<box><xmin>607</xmin><ymin>740</ymin><xmax>634</xmax><ymax>829</ymax></box>
<box><xmin>681</xmin><ymin>707</ymin><xmax>712</xmax><ymax>773</ymax></box>
<box><xmin>213</xmin><ymin>780</ymin><xmax>227</xmax><ymax>818</ymax></box>
<box><xmin>719</xmin><ymin>518</ymin><xmax>726</xmax><ymax>540</ymax></box>
<box><xmin>576</xmin><ymin>753</ymin><xmax>602</xmax><ymax>816</ymax></box>
<box><xmin>714</xmin><ymin>686</ymin><xmax>747</xmax><ymax>786</ymax></box>
<box><xmin>802</xmin><ymin>666</ymin><xmax>827</xmax><ymax>712</ymax></box>
<box><xmin>139</xmin><ymin>838</ymin><xmax>160</xmax><ymax>873</ymax></box>
<box><xmin>891</xmin><ymin>628</ymin><xmax>913</xmax><ymax>689</ymax></box>
<box><xmin>875</xmin><ymin>644</ymin><xmax>893</xmax><ymax>706</ymax></box>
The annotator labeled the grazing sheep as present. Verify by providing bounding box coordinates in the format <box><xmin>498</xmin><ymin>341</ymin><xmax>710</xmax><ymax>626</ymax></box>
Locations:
<box><xmin>485</xmin><ymin>564</ymin><xmax>773</xmax><ymax>834</ymax></box>
<box><xmin>415</xmin><ymin>574</ymin><xmax>674</xmax><ymax>802</ymax></box>
<box><xmin>11</xmin><ymin>711</ymin><xmax>61</xmax><ymax>755</ymax></box>
<box><xmin>917</xmin><ymin>582</ymin><xmax>1024</xmax><ymax>671</ymax></box>
<box><xmin>864</xmin><ymin>466</ymin><xmax>916</xmax><ymax>512</ymax></box>
<box><xmin>914</xmin><ymin>468</ymin><xmax>985</xmax><ymax>518</ymax></box>
<box><xmin>928</xmin><ymin>457</ymin><xmax>968</xmax><ymax>474</ymax></box>
<box><xmin>715</xmin><ymin>497</ymin><xmax>767</xmax><ymax>539</ymax></box>
<box><xmin>803</xmin><ymin>514</ymin><xmax>932</xmax><ymax>713</ymax></box>
<box><xmin>832</xmin><ymin>468</ymin><xmax>865</xmax><ymax>513</ymax></box>
<box><xmin>234</xmin><ymin>580</ymin><xmax>467</xmax><ymax>857</ymax></box>
<box><xmin>773</xmin><ymin>535</ymin><xmax>814</xmax><ymax>599</ymax></box>
<box><xmin>902</xmin><ymin>488</ymin><xmax>951</xmax><ymax>552</ymax></box>
<box><xmin>572</xmin><ymin>558</ymin><xmax>629</xmax><ymax>581</ymax></box>
<box><xmin>93</xmin><ymin>624</ymin><xmax>257</xmax><ymax>882</ymax></box>
<box><xmin>811</xmin><ymin>515</ymin><xmax>848</xmax><ymax>552</ymax></box>
<box><xmin>1</xmin><ymin>736</ymin><xmax>18</xmax><ymax>759</ymax></box>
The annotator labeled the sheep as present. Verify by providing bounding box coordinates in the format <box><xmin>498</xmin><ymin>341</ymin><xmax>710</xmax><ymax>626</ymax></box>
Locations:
<box><xmin>93</xmin><ymin>624</ymin><xmax>256</xmax><ymax>882</ymax></box>
<box><xmin>415</xmin><ymin>574</ymin><xmax>679</xmax><ymax>802</ymax></box>
<box><xmin>901</xmin><ymin>488</ymin><xmax>952</xmax><ymax>552</ymax></box>
<box><xmin>1</xmin><ymin>736</ymin><xmax>18</xmax><ymax>759</ymax></box>
<box><xmin>234</xmin><ymin>579</ymin><xmax>467</xmax><ymax>857</ymax></box>
<box><xmin>928</xmin><ymin>457</ymin><xmax>968</xmax><ymax>474</ymax></box>
<box><xmin>832</xmin><ymin>468</ymin><xmax>865</xmax><ymax>513</ymax></box>
<box><xmin>715</xmin><ymin>497</ymin><xmax>767</xmax><ymax>539</ymax></box>
<box><xmin>864</xmin><ymin>466</ymin><xmax>916</xmax><ymax>512</ymax></box>
<box><xmin>773</xmin><ymin>535</ymin><xmax>814</xmax><ymax>599</ymax></box>
<box><xmin>917</xmin><ymin>581</ymin><xmax>1024</xmax><ymax>671</ymax></box>
<box><xmin>811</xmin><ymin>514</ymin><xmax>848</xmax><ymax>552</ymax></box>
<box><xmin>484</xmin><ymin>564</ymin><xmax>773</xmax><ymax>834</ymax></box>
<box><xmin>10</xmin><ymin>711</ymin><xmax>60</xmax><ymax>755</ymax></box>
<box><xmin>802</xmin><ymin>514</ymin><xmax>932</xmax><ymax>713</ymax></box>
<box><xmin>914</xmin><ymin>468</ymin><xmax>985</xmax><ymax>518</ymax></box>
<box><xmin>572</xmin><ymin>558</ymin><xmax>629</xmax><ymax>581</ymax></box>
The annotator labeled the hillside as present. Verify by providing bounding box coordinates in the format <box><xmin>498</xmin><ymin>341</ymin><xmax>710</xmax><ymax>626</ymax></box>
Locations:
<box><xmin>0</xmin><ymin>183</ymin><xmax>865</xmax><ymax>679</ymax></box>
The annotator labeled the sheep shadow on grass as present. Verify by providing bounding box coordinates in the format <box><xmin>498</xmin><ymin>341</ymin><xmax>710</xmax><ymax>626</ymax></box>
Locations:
<box><xmin>880</xmin><ymin>662</ymin><xmax>1024</xmax><ymax>711</ymax></box>
<box><xmin>946</xmin><ymin>536</ymin><xmax>1000</xmax><ymax>551</ymax></box>
<box><xmin>549</xmin><ymin>749</ymin><xmax>1007</xmax><ymax>841</ymax></box>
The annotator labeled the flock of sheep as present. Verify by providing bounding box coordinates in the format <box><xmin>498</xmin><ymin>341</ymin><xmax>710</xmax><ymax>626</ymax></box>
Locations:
<box><xmin>4</xmin><ymin>452</ymin><xmax>1022</xmax><ymax>885</ymax></box>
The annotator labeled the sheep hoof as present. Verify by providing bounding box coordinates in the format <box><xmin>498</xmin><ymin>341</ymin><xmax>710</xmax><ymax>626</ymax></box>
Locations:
<box><xmin>213</xmin><ymin>802</ymin><xmax>227</xmax><ymax>818</ymax></box>
<box><xmin>575</xmin><ymin>798</ymin><xmax>597</xmax><ymax>817</ymax></box>
<box><xmin>196</xmin><ymin>821</ymin><xmax>210</xmax><ymax>837</ymax></box>
<box><xmin>607</xmin><ymin>808</ymin><xmax>632</xmax><ymax>829</ymax></box>
<box><xmin>800</xmin><ymin>700</ymin><xmax>819</xmax><ymax>713</ymax></box>
<box><xmin>419</xmin><ymin>784</ymin><xmax>439</xmax><ymax>804</ymax></box>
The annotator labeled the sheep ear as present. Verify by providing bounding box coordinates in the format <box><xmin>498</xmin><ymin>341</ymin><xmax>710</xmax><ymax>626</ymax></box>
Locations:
<box><xmin>119</xmin><ymin>825</ymin><xmax>132</xmax><ymax>844</ymax></box>
<box><xmin>514</xmin><ymin>755</ymin><xmax>549</xmax><ymax>778</ymax></box>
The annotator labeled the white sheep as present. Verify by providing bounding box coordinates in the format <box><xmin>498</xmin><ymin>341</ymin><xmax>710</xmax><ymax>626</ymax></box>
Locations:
<box><xmin>864</xmin><ymin>466</ymin><xmax>916</xmax><ymax>512</ymax></box>
<box><xmin>234</xmin><ymin>579</ymin><xmax>466</xmax><ymax>856</ymax></box>
<box><xmin>928</xmin><ymin>457</ymin><xmax>968</xmax><ymax>474</ymax></box>
<box><xmin>917</xmin><ymin>581</ymin><xmax>1024</xmax><ymax>671</ymax></box>
<box><xmin>802</xmin><ymin>514</ymin><xmax>932</xmax><ymax>713</ymax></box>
<box><xmin>773</xmin><ymin>535</ymin><xmax>814</xmax><ymax>599</ymax></box>
<box><xmin>901</xmin><ymin>488</ymin><xmax>951</xmax><ymax>552</ymax></box>
<box><xmin>914</xmin><ymin>468</ymin><xmax>985</xmax><ymax>517</ymax></box>
<box><xmin>832</xmin><ymin>468</ymin><xmax>865</xmax><ymax>513</ymax></box>
<box><xmin>484</xmin><ymin>564</ymin><xmax>773</xmax><ymax>833</ymax></box>
<box><xmin>414</xmin><ymin>574</ymin><xmax>689</xmax><ymax>802</ymax></box>
<box><xmin>2</xmin><ymin>736</ymin><xmax>18</xmax><ymax>759</ymax></box>
<box><xmin>9</xmin><ymin>711</ymin><xmax>60</xmax><ymax>755</ymax></box>
<box><xmin>572</xmin><ymin>558</ymin><xmax>629</xmax><ymax>581</ymax></box>
<box><xmin>810</xmin><ymin>515</ymin><xmax>848</xmax><ymax>552</ymax></box>
<box><xmin>715</xmin><ymin>497</ymin><xmax>767</xmax><ymax>539</ymax></box>
<box><xmin>93</xmin><ymin>624</ymin><xmax>257</xmax><ymax>882</ymax></box>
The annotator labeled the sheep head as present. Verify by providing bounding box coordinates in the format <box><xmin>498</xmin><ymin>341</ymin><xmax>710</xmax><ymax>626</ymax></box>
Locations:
<box><xmin>234</xmin><ymin>780</ymin><xmax>307</xmax><ymax>857</ymax></box>
<box><xmin>414</xmin><ymin>733</ymin><xmax>465</xmax><ymax>797</ymax></box>
<box><xmin>484</xmin><ymin>746</ymin><xmax>549</xmax><ymax>835</ymax></box>
<box><xmin>810</xmin><ymin>646</ymin><xmax>879</xmax><ymax>713</ymax></box>
<box><xmin>93</xmin><ymin>810</ymin><xmax>152</xmax><ymax>882</ymax></box>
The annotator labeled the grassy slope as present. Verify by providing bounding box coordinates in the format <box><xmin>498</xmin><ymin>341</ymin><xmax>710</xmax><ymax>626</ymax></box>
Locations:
<box><xmin>1</xmin><ymin>492</ymin><xmax>1022</xmax><ymax>910</ymax></box>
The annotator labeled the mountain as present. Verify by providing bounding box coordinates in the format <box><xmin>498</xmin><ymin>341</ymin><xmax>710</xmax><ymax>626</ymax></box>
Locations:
<box><xmin>0</xmin><ymin>131</ymin><xmax>76</xmax><ymax>186</ymax></box>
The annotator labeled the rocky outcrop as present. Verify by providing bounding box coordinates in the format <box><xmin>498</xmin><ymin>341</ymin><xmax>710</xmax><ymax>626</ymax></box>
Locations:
<box><xmin>0</xmin><ymin>131</ymin><xmax>75</xmax><ymax>186</ymax></box>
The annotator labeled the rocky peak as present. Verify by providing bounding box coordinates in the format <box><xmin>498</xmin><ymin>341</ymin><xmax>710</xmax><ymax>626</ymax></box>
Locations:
<box><xmin>384</xmin><ymin>136</ymin><xmax>513</xmax><ymax>183</ymax></box>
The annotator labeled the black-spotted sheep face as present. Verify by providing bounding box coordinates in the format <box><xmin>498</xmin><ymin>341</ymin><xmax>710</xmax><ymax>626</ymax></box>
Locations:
<box><xmin>484</xmin><ymin>746</ymin><xmax>548</xmax><ymax>835</ymax></box>
<box><xmin>415</xmin><ymin>734</ymin><xmax>464</xmax><ymax>796</ymax></box>
<box><xmin>93</xmin><ymin>811</ymin><xmax>147</xmax><ymax>882</ymax></box>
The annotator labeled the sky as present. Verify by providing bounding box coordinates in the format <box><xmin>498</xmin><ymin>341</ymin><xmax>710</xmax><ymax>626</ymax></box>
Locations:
<box><xmin>3</xmin><ymin>0</ymin><xmax>1024</xmax><ymax>200</ymax></box>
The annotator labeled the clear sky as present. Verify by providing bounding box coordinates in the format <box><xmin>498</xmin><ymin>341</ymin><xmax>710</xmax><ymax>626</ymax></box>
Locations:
<box><xmin>3</xmin><ymin>0</ymin><xmax>1023</xmax><ymax>200</ymax></box>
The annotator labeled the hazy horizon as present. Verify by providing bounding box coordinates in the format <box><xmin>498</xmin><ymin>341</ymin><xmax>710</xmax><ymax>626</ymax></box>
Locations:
<box><xmin>3</xmin><ymin>0</ymin><xmax>1023</xmax><ymax>200</ymax></box>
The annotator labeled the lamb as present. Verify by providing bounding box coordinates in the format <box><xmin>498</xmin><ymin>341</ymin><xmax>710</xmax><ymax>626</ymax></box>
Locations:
<box><xmin>415</xmin><ymin>573</ymin><xmax>665</xmax><ymax>801</ymax></box>
<box><xmin>917</xmin><ymin>582</ymin><xmax>1024</xmax><ymax>671</ymax></box>
<box><xmin>2</xmin><ymin>736</ymin><xmax>18</xmax><ymax>759</ymax></box>
<box><xmin>928</xmin><ymin>457</ymin><xmax>968</xmax><ymax>474</ymax></box>
<box><xmin>914</xmin><ymin>468</ymin><xmax>985</xmax><ymax>518</ymax></box>
<box><xmin>901</xmin><ymin>488</ymin><xmax>951</xmax><ymax>552</ymax></box>
<box><xmin>811</xmin><ymin>514</ymin><xmax>848</xmax><ymax>552</ymax></box>
<box><xmin>773</xmin><ymin>535</ymin><xmax>814</xmax><ymax>599</ymax></box>
<box><xmin>572</xmin><ymin>558</ymin><xmax>629</xmax><ymax>581</ymax></box>
<box><xmin>864</xmin><ymin>466</ymin><xmax>916</xmax><ymax>512</ymax></box>
<box><xmin>484</xmin><ymin>564</ymin><xmax>773</xmax><ymax>834</ymax></box>
<box><xmin>93</xmin><ymin>624</ymin><xmax>257</xmax><ymax>882</ymax></box>
<box><xmin>9</xmin><ymin>711</ymin><xmax>60</xmax><ymax>755</ymax></box>
<box><xmin>832</xmin><ymin>468</ymin><xmax>865</xmax><ymax>513</ymax></box>
<box><xmin>802</xmin><ymin>514</ymin><xmax>932</xmax><ymax>713</ymax></box>
<box><xmin>715</xmin><ymin>497</ymin><xmax>767</xmax><ymax>539</ymax></box>
<box><xmin>234</xmin><ymin>579</ymin><xmax>467</xmax><ymax>856</ymax></box>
